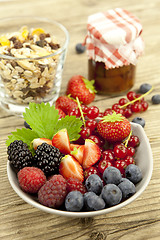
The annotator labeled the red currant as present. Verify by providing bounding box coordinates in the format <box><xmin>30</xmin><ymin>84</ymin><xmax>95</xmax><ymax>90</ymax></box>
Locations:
<box><xmin>85</xmin><ymin>119</ymin><xmax>97</xmax><ymax>132</ymax></box>
<box><xmin>98</xmin><ymin>112</ymin><xmax>104</xmax><ymax>118</ymax></box>
<box><xmin>131</xmin><ymin>102</ymin><xmax>142</xmax><ymax>113</ymax></box>
<box><xmin>127</xmin><ymin>91</ymin><xmax>136</xmax><ymax>101</ymax></box>
<box><xmin>124</xmin><ymin>156</ymin><xmax>135</xmax><ymax>165</ymax></box>
<box><xmin>114</xmin><ymin>108</ymin><xmax>124</xmax><ymax>115</ymax></box>
<box><xmin>103</xmin><ymin>108</ymin><xmax>113</xmax><ymax>116</ymax></box>
<box><xmin>88</xmin><ymin>135</ymin><xmax>102</xmax><ymax>147</ymax></box>
<box><xmin>114</xmin><ymin>143</ymin><xmax>128</xmax><ymax>159</ymax></box>
<box><xmin>102</xmin><ymin>150</ymin><xmax>115</xmax><ymax>162</ymax></box>
<box><xmin>112</xmin><ymin>103</ymin><xmax>120</xmax><ymax>111</ymax></box>
<box><xmin>87</xmin><ymin>106</ymin><xmax>99</xmax><ymax>119</ymax></box>
<box><xmin>98</xmin><ymin>159</ymin><xmax>113</xmax><ymax>174</ymax></box>
<box><xmin>127</xmin><ymin>146</ymin><xmax>135</xmax><ymax>157</ymax></box>
<box><xmin>84</xmin><ymin>166</ymin><xmax>100</xmax><ymax>180</ymax></box>
<box><xmin>128</xmin><ymin>135</ymin><xmax>140</xmax><ymax>148</ymax></box>
<box><xmin>141</xmin><ymin>101</ymin><xmax>148</xmax><ymax>111</ymax></box>
<box><xmin>81</xmin><ymin>105</ymin><xmax>88</xmax><ymax>115</ymax></box>
<box><xmin>124</xmin><ymin>107</ymin><xmax>133</xmax><ymax>118</ymax></box>
<box><xmin>114</xmin><ymin>160</ymin><xmax>127</xmax><ymax>176</ymax></box>
<box><xmin>119</xmin><ymin>98</ymin><xmax>128</xmax><ymax>106</ymax></box>
<box><xmin>68</xmin><ymin>108</ymin><xmax>81</xmax><ymax>117</ymax></box>
<box><xmin>80</xmin><ymin>127</ymin><xmax>91</xmax><ymax>139</ymax></box>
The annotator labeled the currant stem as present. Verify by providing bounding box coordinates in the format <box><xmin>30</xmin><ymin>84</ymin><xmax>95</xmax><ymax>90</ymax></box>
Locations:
<box><xmin>76</xmin><ymin>97</ymin><xmax>86</xmax><ymax>127</ymax></box>
<box><xmin>123</xmin><ymin>130</ymin><xmax>132</xmax><ymax>147</ymax></box>
<box><xmin>120</xmin><ymin>86</ymin><xmax>154</xmax><ymax>109</ymax></box>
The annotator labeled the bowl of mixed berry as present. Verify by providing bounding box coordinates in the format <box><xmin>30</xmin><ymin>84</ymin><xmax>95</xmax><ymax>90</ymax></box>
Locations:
<box><xmin>7</xmin><ymin>77</ymin><xmax>153</xmax><ymax>217</ymax></box>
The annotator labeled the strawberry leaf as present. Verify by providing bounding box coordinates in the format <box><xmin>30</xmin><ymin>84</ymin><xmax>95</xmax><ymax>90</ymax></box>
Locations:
<box><xmin>53</xmin><ymin>115</ymin><xmax>83</xmax><ymax>141</ymax></box>
<box><xmin>102</xmin><ymin>111</ymin><xmax>124</xmax><ymax>122</ymax></box>
<box><xmin>23</xmin><ymin>102</ymin><xmax>59</xmax><ymax>139</ymax></box>
<box><xmin>83</xmin><ymin>78</ymin><xmax>97</xmax><ymax>93</ymax></box>
<box><xmin>6</xmin><ymin>103</ymin><xmax>83</xmax><ymax>149</ymax></box>
<box><xmin>6</xmin><ymin>128</ymin><xmax>39</xmax><ymax>152</ymax></box>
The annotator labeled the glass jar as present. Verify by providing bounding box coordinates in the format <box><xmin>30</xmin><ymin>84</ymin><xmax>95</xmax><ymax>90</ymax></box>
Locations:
<box><xmin>88</xmin><ymin>60</ymin><xmax>136</xmax><ymax>95</ymax></box>
<box><xmin>85</xmin><ymin>9</ymin><xmax>144</xmax><ymax>96</ymax></box>
<box><xmin>0</xmin><ymin>17</ymin><xmax>69</xmax><ymax>115</ymax></box>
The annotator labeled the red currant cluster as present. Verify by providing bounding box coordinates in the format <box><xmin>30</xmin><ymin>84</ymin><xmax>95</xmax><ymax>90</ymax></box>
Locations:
<box><xmin>104</xmin><ymin>91</ymin><xmax>149</xmax><ymax>118</ymax></box>
<box><xmin>84</xmin><ymin>134</ymin><xmax>140</xmax><ymax>180</ymax></box>
<box><xmin>69</xmin><ymin>90</ymin><xmax>149</xmax><ymax>121</ymax></box>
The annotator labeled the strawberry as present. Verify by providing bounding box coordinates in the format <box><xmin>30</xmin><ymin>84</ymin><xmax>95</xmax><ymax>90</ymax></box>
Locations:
<box><xmin>97</xmin><ymin>111</ymin><xmax>131</xmax><ymax>142</ymax></box>
<box><xmin>52</xmin><ymin>128</ymin><xmax>70</xmax><ymax>154</ymax></box>
<box><xmin>70</xmin><ymin>144</ymin><xmax>85</xmax><ymax>164</ymax></box>
<box><xmin>82</xmin><ymin>139</ymin><xmax>101</xmax><ymax>169</ymax></box>
<box><xmin>55</xmin><ymin>107</ymin><xmax>66</xmax><ymax>119</ymax></box>
<box><xmin>55</xmin><ymin>95</ymin><xmax>78</xmax><ymax>114</ymax></box>
<box><xmin>32</xmin><ymin>138</ymin><xmax>52</xmax><ymax>150</ymax></box>
<box><xmin>66</xmin><ymin>75</ymin><xmax>96</xmax><ymax>105</ymax></box>
<box><xmin>59</xmin><ymin>155</ymin><xmax>84</xmax><ymax>182</ymax></box>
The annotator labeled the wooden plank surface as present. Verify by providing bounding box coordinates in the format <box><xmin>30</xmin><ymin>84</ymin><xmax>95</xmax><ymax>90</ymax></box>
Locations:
<box><xmin>0</xmin><ymin>0</ymin><xmax>160</xmax><ymax>239</ymax></box>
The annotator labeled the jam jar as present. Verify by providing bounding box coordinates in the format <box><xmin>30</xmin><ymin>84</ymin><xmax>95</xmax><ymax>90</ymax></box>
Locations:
<box><xmin>85</xmin><ymin>9</ymin><xmax>144</xmax><ymax>95</ymax></box>
<box><xmin>88</xmin><ymin>60</ymin><xmax>136</xmax><ymax>95</ymax></box>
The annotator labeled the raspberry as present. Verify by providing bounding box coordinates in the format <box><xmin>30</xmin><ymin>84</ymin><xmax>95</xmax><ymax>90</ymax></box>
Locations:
<box><xmin>66</xmin><ymin>178</ymin><xmax>87</xmax><ymax>194</ymax></box>
<box><xmin>38</xmin><ymin>175</ymin><xmax>67</xmax><ymax>208</ymax></box>
<box><xmin>18</xmin><ymin>167</ymin><xmax>46</xmax><ymax>193</ymax></box>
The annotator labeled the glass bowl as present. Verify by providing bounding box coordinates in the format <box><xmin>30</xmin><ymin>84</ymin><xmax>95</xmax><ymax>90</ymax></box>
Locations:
<box><xmin>0</xmin><ymin>17</ymin><xmax>69</xmax><ymax>115</ymax></box>
<box><xmin>7</xmin><ymin>122</ymin><xmax>153</xmax><ymax>218</ymax></box>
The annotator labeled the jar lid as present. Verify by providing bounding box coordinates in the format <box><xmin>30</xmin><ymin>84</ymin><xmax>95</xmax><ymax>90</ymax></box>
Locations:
<box><xmin>85</xmin><ymin>8</ymin><xmax>144</xmax><ymax>69</ymax></box>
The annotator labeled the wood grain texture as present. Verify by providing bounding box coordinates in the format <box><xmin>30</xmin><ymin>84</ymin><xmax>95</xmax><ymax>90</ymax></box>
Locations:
<box><xmin>0</xmin><ymin>0</ymin><xmax>160</xmax><ymax>239</ymax></box>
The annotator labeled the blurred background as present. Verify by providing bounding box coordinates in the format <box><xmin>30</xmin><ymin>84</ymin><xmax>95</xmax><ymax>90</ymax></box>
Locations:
<box><xmin>0</xmin><ymin>0</ymin><xmax>159</xmax><ymax>95</ymax></box>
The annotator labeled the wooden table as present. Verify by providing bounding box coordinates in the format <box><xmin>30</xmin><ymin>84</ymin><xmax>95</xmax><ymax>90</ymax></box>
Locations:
<box><xmin>0</xmin><ymin>0</ymin><xmax>160</xmax><ymax>239</ymax></box>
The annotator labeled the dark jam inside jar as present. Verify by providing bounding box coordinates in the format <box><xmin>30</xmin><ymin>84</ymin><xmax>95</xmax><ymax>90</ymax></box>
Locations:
<box><xmin>88</xmin><ymin>59</ymin><xmax>136</xmax><ymax>95</ymax></box>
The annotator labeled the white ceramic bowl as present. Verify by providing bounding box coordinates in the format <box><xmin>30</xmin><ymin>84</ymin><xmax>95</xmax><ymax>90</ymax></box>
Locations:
<box><xmin>7</xmin><ymin>122</ymin><xmax>153</xmax><ymax>218</ymax></box>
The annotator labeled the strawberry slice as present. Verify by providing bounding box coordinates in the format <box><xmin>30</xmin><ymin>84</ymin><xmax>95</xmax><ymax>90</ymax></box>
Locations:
<box><xmin>52</xmin><ymin>128</ymin><xmax>70</xmax><ymax>154</ymax></box>
<box><xmin>70</xmin><ymin>144</ymin><xmax>85</xmax><ymax>165</ymax></box>
<box><xmin>59</xmin><ymin>155</ymin><xmax>84</xmax><ymax>182</ymax></box>
<box><xmin>32</xmin><ymin>138</ymin><xmax>52</xmax><ymax>150</ymax></box>
<box><xmin>70</xmin><ymin>144</ymin><xmax>81</xmax><ymax>150</ymax></box>
<box><xmin>82</xmin><ymin>139</ymin><xmax>101</xmax><ymax>169</ymax></box>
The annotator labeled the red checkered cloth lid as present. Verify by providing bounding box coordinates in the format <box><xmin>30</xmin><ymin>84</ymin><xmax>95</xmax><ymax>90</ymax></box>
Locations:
<box><xmin>85</xmin><ymin>8</ymin><xmax>144</xmax><ymax>69</ymax></box>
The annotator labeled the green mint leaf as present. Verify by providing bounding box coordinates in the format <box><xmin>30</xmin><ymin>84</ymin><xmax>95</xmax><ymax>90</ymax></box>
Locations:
<box><xmin>6</xmin><ymin>128</ymin><xmax>39</xmax><ymax>152</ymax></box>
<box><xmin>23</xmin><ymin>102</ymin><xmax>59</xmax><ymax>139</ymax></box>
<box><xmin>53</xmin><ymin>115</ymin><xmax>83</xmax><ymax>141</ymax></box>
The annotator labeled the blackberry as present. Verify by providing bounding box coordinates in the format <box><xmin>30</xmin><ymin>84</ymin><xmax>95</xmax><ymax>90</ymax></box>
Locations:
<box><xmin>34</xmin><ymin>143</ymin><xmax>62</xmax><ymax>176</ymax></box>
<box><xmin>7</xmin><ymin>140</ymin><xmax>33</xmax><ymax>171</ymax></box>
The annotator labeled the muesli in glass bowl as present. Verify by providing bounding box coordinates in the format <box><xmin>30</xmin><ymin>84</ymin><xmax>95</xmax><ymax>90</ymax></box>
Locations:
<box><xmin>0</xmin><ymin>17</ymin><xmax>69</xmax><ymax>115</ymax></box>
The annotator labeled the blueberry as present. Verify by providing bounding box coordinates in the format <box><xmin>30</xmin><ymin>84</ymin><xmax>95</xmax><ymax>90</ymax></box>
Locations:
<box><xmin>65</xmin><ymin>191</ymin><xmax>84</xmax><ymax>212</ymax></box>
<box><xmin>132</xmin><ymin>117</ymin><xmax>145</xmax><ymax>127</ymax></box>
<box><xmin>152</xmin><ymin>94</ymin><xmax>160</xmax><ymax>104</ymax></box>
<box><xmin>125</xmin><ymin>164</ymin><xmax>142</xmax><ymax>184</ymax></box>
<box><xmin>103</xmin><ymin>166</ymin><xmax>122</xmax><ymax>185</ymax></box>
<box><xmin>139</xmin><ymin>83</ymin><xmax>152</xmax><ymax>93</ymax></box>
<box><xmin>85</xmin><ymin>174</ymin><xmax>103</xmax><ymax>195</ymax></box>
<box><xmin>75</xmin><ymin>43</ymin><xmax>86</xmax><ymax>54</ymax></box>
<box><xmin>118</xmin><ymin>178</ymin><xmax>136</xmax><ymax>199</ymax></box>
<box><xmin>101</xmin><ymin>184</ymin><xmax>122</xmax><ymax>207</ymax></box>
<box><xmin>24</xmin><ymin>121</ymin><xmax>31</xmax><ymax>129</ymax></box>
<box><xmin>84</xmin><ymin>192</ymin><xmax>105</xmax><ymax>211</ymax></box>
